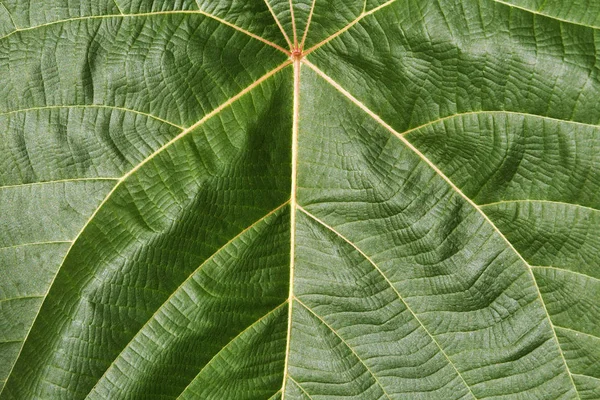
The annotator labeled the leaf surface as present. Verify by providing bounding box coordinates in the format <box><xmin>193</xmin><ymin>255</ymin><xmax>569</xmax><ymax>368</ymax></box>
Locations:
<box><xmin>1</xmin><ymin>0</ymin><xmax>599</xmax><ymax>399</ymax></box>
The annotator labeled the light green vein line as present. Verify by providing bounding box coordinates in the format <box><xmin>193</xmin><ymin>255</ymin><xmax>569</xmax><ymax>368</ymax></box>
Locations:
<box><xmin>0</xmin><ymin>104</ymin><xmax>184</xmax><ymax>129</ymax></box>
<box><xmin>176</xmin><ymin>301</ymin><xmax>288</xmax><ymax>399</ymax></box>
<box><xmin>0</xmin><ymin>296</ymin><xmax>44</xmax><ymax>304</ymax></box>
<box><xmin>555</xmin><ymin>326</ymin><xmax>600</xmax><ymax>342</ymax></box>
<box><xmin>267</xmin><ymin>389</ymin><xmax>283</xmax><ymax>400</ymax></box>
<box><xmin>531</xmin><ymin>266</ymin><xmax>600</xmax><ymax>284</ymax></box>
<box><xmin>0</xmin><ymin>10</ymin><xmax>289</xmax><ymax>54</ymax></box>
<box><xmin>0</xmin><ymin>178</ymin><xmax>118</xmax><ymax>191</ymax></box>
<box><xmin>0</xmin><ymin>241</ymin><xmax>72</xmax><ymax>252</ymax></box>
<box><xmin>86</xmin><ymin>201</ymin><xmax>290</xmax><ymax>399</ymax></box>
<box><xmin>303</xmin><ymin>0</ymin><xmax>399</xmax><ymax>56</ymax></box>
<box><xmin>3</xmin><ymin>64</ymin><xmax>289</xmax><ymax>394</ymax></box>
<box><xmin>112</xmin><ymin>0</ymin><xmax>124</xmax><ymax>15</ymax></box>
<box><xmin>492</xmin><ymin>0</ymin><xmax>600</xmax><ymax>31</ymax></box>
<box><xmin>0</xmin><ymin>1</ymin><xmax>16</xmax><ymax>29</ymax></box>
<box><xmin>399</xmin><ymin>110</ymin><xmax>600</xmax><ymax>138</ymax></box>
<box><xmin>263</xmin><ymin>0</ymin><xmax>293</xmax><ymax>49</ymax></box>
<box><xmin>571</xmin><ymin>373</ymin><xmax>600</xmax><ymax>382</ymax></box>
<box><xmin>479</xmin><ymin>199</ymin><xmax>600</xmax><ymax>213</ymax></box>
<box><xmin>288</xmin><ymin>376</ymin><xmax>315</xmax><ymax>400</ymax></box>
<box><xmin>298</xmin><ymin>205</ymin><xmax>477</xmax><ymax>399</ymax></box>
<box><xmin>303</xmin><ymin>59</ymin><xmax>581</xmax><ymax>399</ymax></box>
<box><xmin>294</xmin><ymin>297</ymin><xmax>393</xmax><ymax>400</ymax></box>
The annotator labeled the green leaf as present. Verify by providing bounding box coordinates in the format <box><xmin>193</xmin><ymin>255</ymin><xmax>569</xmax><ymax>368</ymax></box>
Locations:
<box><xmin>1</xmin><ymin>0</ymin><xmax>599</xmax><ymax>398</ymax></box>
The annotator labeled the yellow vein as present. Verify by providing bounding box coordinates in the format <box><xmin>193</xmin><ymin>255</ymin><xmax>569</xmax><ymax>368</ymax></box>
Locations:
<box><xmin>294</xmin><ymin>297</ymin><xmax>393</xmax><ymax>400</ymax></box>
<box><xmin>0</xmin><ymin>104</ymin><xmax>183</xmax><ymax>129</ymax></box>
<box><xmin>531</xmin><ymin>266</ymin><xmax>600</xmax><ymax>285</ymax></box>
<box><xmin>0</xmin><ymin>296</ymin><xmax>44</xmax><ymax>304</ymax></box>
<box><xmin>289</xmin><ymin>0</ymin><xmax>298</xmax><ymax>48</ymax></box>
<box><xmin>0</xmin><ymin>177</ymin><xmax>118</xmax><ymax>190</ymax></box>
<box><xmin>492</xmin><ymin>0</ymin><xmax>600</xmax><ymax>31</ymax></box>
<box><xmin>87</xmin><ymin>201</ymin><xmax>290</xmax><ymax>399</ymax></box>
<box><xmin>304</xmin><ymin>59</ymin><xmax>581</xmax><ymax>398</ymax></box>
<box><xmin>572</xmin><ymin>374</ymin><xmax>600</xmax><ymax>382</ymax></box>
<box><xmin>479</xmin><ymin>199</ymin><xmax>600</xmax><ymax>213</ymax></box>
<box><xmin>176</xmin><ymin>301</ymin><xmax>288</xmax><ymax>399</ymax></box>
<box><xmin>3</xmin><ymin>63</ymin><xmax>289</xmax><ymax>394</ymax></box>
<box><xmin>554</xmin><ymin>326</ymin><xmax>600</xmax><ymax>342</ymax></box>
<box><xmin>397</xmin><ymin>110</ymin><xmax>600</xmax><ymax>137</ymax></box>
<box><xmin>288</xmin><ymin>376</ymin><xmax>315</xmax><ymax>400</ymax></box>
<box><xmin>112</xmin><ymin>0</ymin><xmax>124</xmax><ymax>15</ymax></box>
<box><xmin>303</xmin><ymin>0</ymin><xmax>399</xmax><ymax>56</ymax></box>
<box><xmin>0</xmin><ymin>241</ymin><xmax>72</xmax><ymax>252</ymax></box>
<box><xmin>117</xmin><ymin>61</ymin><xmax>290</xmax><ymax>184</ymax></box>
<box><xmin>267</xmin><ymin>389</ymin><xmax>283</xmax><ymax>400</ymax></box>
<box><xmin>195</xmin><ymin>8</ymin><xmax>290</xmax><ymax>54</ymax></box>
<box><xmin>0</xmin><ymin>1</ymin><xmax>16</xmax><ymax>29</ymax></box>
<box><xmin>300</xmin><ymin>0</ymin><xmax>317</xmax><ymax>50</ymax></box>
<box><xmin>0</xmin><ymin>10</ymin><xmax>289</xmax><ymax>54</ymax></box>
<box><xmin>282</xmin><ymin>57</ymin><xmax>301</xmax><ymax>400</ymax></box>
<box><xmin>298</xmin><ymin>206</ymin><xmax>477</xmax><ymax>399</ymax></box>
<box><xmin>264</xmin><ymin>0</ymin><xmax>293</xmax><ymax>50</ymax></box>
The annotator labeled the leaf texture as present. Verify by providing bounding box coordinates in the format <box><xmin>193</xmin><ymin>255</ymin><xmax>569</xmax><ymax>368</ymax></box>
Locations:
<box><xmin>0</xmin><ymin>0</ymin><xmax>599</xmax><ymax>399</ymax></box>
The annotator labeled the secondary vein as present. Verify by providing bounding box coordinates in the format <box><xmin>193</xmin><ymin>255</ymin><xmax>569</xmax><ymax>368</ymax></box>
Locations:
<box><xmin>303</xmin><ymin>59</ymin><xmax>581</xmax><ymax>398</ymax></box>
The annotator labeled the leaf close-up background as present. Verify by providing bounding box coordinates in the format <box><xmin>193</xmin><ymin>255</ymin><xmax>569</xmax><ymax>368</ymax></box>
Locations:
<box><xmin>1</xmin><ymin>0</ymin><xmax>599</xmax><ymax>398</ymax></box>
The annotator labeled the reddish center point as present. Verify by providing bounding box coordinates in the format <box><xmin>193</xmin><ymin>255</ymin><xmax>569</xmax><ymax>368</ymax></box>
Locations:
<box><xmin>291</xmin><ymin>47</ymin><xmax>303</xmax><ymax>61</ymax></box>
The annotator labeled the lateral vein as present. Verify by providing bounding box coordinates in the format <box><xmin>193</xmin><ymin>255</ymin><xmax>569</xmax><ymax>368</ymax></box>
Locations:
<box><xmin>294</xmin><ymin>297</ymin><xmax>393</xmax><ymax>400</ymax></box>
<box><xmin>0</xmin><ymin>10</ymin><xmax>289</xmax><ymax>54</ymax></box>
<box><xmin>2</xmin><ymin>63</ymin><xmax>290</xmax><ymax>393</ymax></box>
<box><xmin>288</xmin><ymin>376</ymin><xmax>315</xmax><ymax>400</ymax></box>
<box><xmin>0</xmin><ymin>177</ymin><xmax>118</xmax><ymax>191</ymax></box>
<box><xmin>492</xmin><ymin>0</ymin><xmax>600</xmax><ymax>31</ymax></box>
<box><xmin>176</xmin><ymin>301</ymin><xmax>289</xmax><ymax>399</ymax></box>
<box><xmin>303</xmin><ymin>59</ymin><xmax>581</xmax><ymax>398</ymax></box>
<box><xmin>263</xmin><ymin>0</ymin><xmax>293</xmax><ymax>50</ymax></box>
<box><xmin>398</xmin><ymin>110</ymin><xmax>600</xmax><ymax>137</ymax></box>
<box><xmin>298</xmin><ymin>206</ymin><xmax>477</xmax><ymax>399</ymax></box>
<box><xmin>0</xmin><ymin>104</ymin><xmax>184</xmax><ymax>128</ymax></box>
<box><xmin>531</xmin><ymin>266</ymin><xmax>600</xmax><ymax>284</ymax></box>
<box><xmin>303</xmin><ymin>0</ymin><xmax>399</xmax><ymax>56</ymax></box>
<box><xmin>479</xmin><ymin>199</ymin><xmax>600</xmax><ymax>213</ymax></box>
<box><xmin>300</xmin><ymin>0</ymin><xmax>317</xmax><ymax>50</ymax></box>
<box><xmin>281</xmin><ymin>56</ymin><xmax>301</xmax><ymax>400</ymax></box>
<box><xmin>87</xmin><ymin>201</ymin><xmax>290</xmax><ymax>399</ymax></box>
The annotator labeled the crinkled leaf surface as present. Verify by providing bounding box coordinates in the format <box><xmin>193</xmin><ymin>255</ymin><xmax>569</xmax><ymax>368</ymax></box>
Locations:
<box><xmin>1</xmin><ymin>0</ymin><xmax>599</xmax><ymax>398</ymax></box>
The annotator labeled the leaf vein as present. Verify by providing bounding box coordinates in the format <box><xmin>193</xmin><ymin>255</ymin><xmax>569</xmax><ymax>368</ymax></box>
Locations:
<box><xmin>263</xmin><ymin>0</ymin><xmax>293</xmax><ymax>50</ymax></box>
<box><xmin>479</xmin><ymin>199</ymin><xmax>600</xmax><ymax>213</ymax></box>
<box><xmin>176</xmin><ymin>301</ymin><xmax>288</xmax><ymax>399</ymax></box>
<box><xmin>531</xmin><ymin>266</ymin><xmax>600</xmax><ymax>284</ymax></box>
<box><xmin>492</xmin><ymin>0</ymin><xmax>600</xmax><ymax>31</ymax></box>
<box><xmin>303</xmin><ymin>0</ymin><xmax>400</xmax><ymax>56</ymax></box>
<box><xmin>3</xmin><ymin>64</ymin><xmax>289</xmax><ymax>392</ymax></box>
<box><xmin>294</xmin><ymin>297</ymin><xmax>393</xmax><ymax>400</ymax></box>
<box><xmin>0</xmin><ymin>10</ymin><xmax>288</xmax><ymax>54</ymax></box>
<box><xmin>298</xmin><ymin>206</ymin><xmax>477</xmax><ymax>399</ymax></box>
<box><xmin>303</xmin><ymin>59</ymin><xmax>580</xmax><ymax>399</ymax></box>
<box><xmin>288</xmin><ymin>376</ymin><xmax>315</xmax><ymax>400</ymax></box>
<box><xmin>0</xmin><ymin>104</ymin><xmax>184</xmax><ymax>129</ymax></box>
<box><xmin>86</xmin><ymin>201</ymin><xmax>290</xmax><ymax>399</ymax></box>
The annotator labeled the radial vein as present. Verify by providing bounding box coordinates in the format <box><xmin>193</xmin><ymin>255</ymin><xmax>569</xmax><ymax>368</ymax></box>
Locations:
<box><xmin>295</xmin><ymin>297</ymin><xmax>393</xmax><ymax>400</ymax></box>
<box><xmin>87</xmin><ymin>201</ymin><xmax>290</xmax><ymax>399</ymax></box>
<box><xmin>0</xmin><ymin>10</ymin><xmax>289</xmax><ymax>54</ymax></box>
<box><xmin>264</xmin><ymin>0</ymin><xmax>293</xmax><ymax>49</ymax></box>
<box><xmin>298</xmin><ymin>206</ymin><xmax>477</xmax><ymax>399</ymax></box>
<box><xmin>303</xmin><ymin>59</ymin><xmax>581</xmax><ymax>397</ymax></box>
<box><xmin>303</xmin><ymin>0</ymin><xmax>399</xmax><ymax>56</ymax></box>
<box><xmin>2</xmin><ymin>62</ymin><xmax>290</xmax><ymax>393</ymax></box>
<box><xmin>281</xmin><ymin>56</ymin><xmax>301</xmax><ymax>400</ymax></box>
<box><xmin>176</xmin><ymin>301</ymin><xmax>288</xmax><ymax>399</ymax></box>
